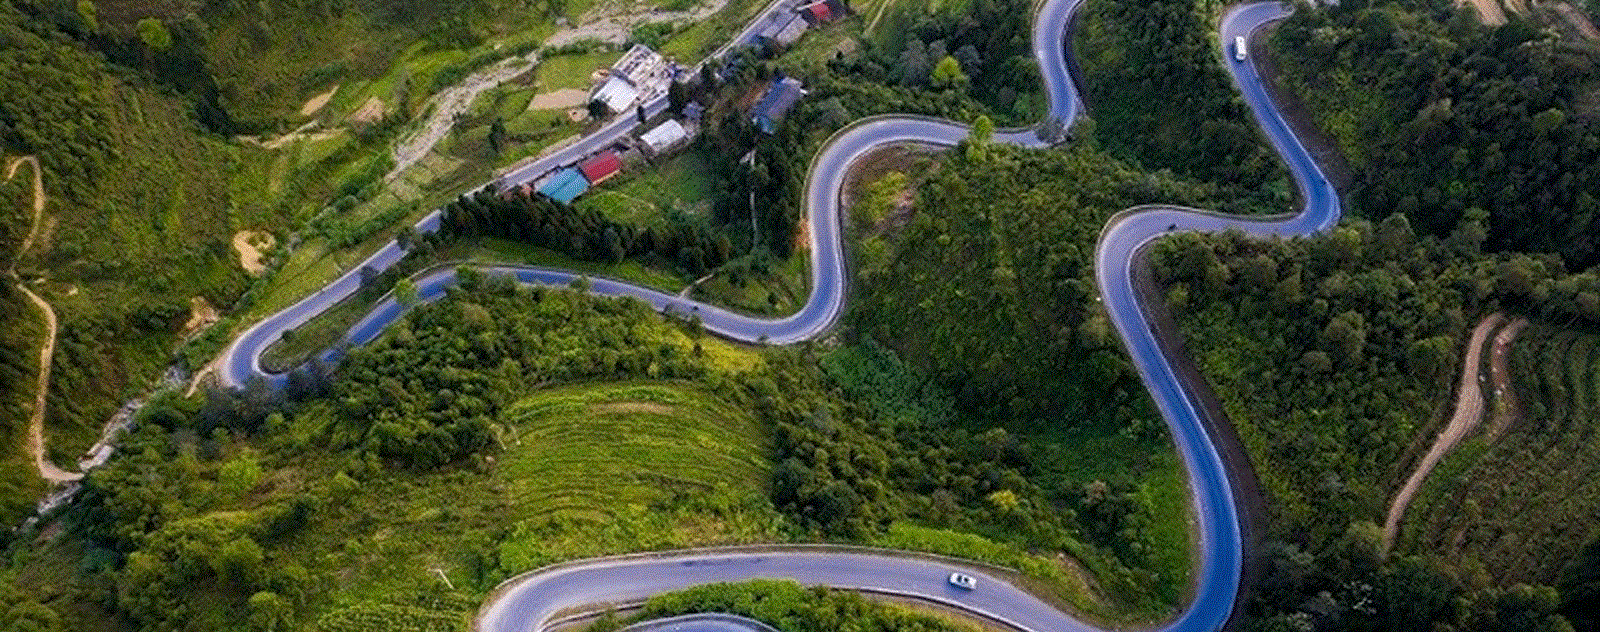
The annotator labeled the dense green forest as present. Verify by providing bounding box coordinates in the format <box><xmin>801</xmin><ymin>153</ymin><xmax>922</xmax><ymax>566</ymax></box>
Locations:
<box><xmin>1074</xmin><ymin>0</ymin><xmax>1288</xmax><ymax>211</ymax></box>
<box><xmin>1273</xmin><ymin>0</ymin><xmax>1600</xmax><ymax>269</ymax></box>
<box><xmin>1153</xmin><ymin>215</ymin><xmax>1600</xmax><ymax>630</ymax></box>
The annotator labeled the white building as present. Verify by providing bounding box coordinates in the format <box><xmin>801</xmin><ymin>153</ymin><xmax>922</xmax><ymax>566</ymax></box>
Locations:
<box><xmin>640</xmin><ymin>119</ymin><xmax>688</xmax><ymax>154</ymax></box>
<box><xmin>591</xmin><ymin>75</ymin><xmax>639</xmax><ymax>114</ymax></box>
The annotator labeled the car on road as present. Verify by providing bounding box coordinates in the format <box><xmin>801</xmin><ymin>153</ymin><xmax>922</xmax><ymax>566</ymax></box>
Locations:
<box><xmin>948</xmin><ymin>572</ymin><xmax>977</xmax><ymax>590</ymax></box>
<box><xmin>1234</xmin><ymin>35</ymin><xmax>1248</xmax><ymax>61</ymax></box>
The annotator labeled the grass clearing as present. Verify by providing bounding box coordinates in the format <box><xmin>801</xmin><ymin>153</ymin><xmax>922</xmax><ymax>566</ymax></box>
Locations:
<box><xmin>574</xmin><ymin>150</ymin><xmax>715</xmax><ymax>225</ymax></box>
<box><xmin>535</xmin><ymin>51</ymin><xmax>622</xmax><ymax>92</ymax></box>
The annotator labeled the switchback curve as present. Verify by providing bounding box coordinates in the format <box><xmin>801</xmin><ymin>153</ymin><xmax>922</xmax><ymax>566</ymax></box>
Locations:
<box><xmin>217</xmin><ymin>1</ymin><xmax>1341</xmax><ymax>631</ymax></box>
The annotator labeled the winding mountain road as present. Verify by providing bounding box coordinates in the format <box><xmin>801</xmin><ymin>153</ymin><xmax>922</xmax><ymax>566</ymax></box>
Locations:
<box><xmin>218</xmin><ymin>0</ymin><xmax>1340</xmax><ymax>630</ymax></box>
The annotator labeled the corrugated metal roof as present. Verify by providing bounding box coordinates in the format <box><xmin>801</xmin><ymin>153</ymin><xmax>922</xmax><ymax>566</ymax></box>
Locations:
<box><xmin>579</xmin><ymin>151</ymin><xmax>623</xmax><ymax>184</ymax></box>
<box><xmin>538</xmin><ymin>168</ymin><xmax>589</xmax><ymax>204</ymax></box>
<box><xmin>641</xmin><ymin>119</ymin><xmax>688</xmax><ymax>153</ymax></box>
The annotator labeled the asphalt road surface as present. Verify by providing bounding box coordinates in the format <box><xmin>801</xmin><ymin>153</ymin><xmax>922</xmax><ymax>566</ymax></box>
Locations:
<box><xmin>218</xmin><ymin>1</ymin><xmax>1340</xmax><ymax>631</ymax></box>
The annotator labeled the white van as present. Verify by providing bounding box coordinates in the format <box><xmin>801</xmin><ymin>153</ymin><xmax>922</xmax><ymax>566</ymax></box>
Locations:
<box><xmin>1235</xmin><ymin>35</ymin><xmax>1248</xmax><ymax>62</ymax></box>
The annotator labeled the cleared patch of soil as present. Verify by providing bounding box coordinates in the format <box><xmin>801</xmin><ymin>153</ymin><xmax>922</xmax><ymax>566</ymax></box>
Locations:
<box><xmin>232</xmin><ymin>230</ymin><xmax>276</xmax><ymax>276</ymax></box>
<box><xmin>301</xmin><ymin>83</ymin><xmax>340</xmax><ymax>116</ymax></box>
<box><xmin>1463</xmin><ymin>0</ymin><xmax>1509</xmax><ymax>25</ymax></box>
<box><xmin>351</xmin><ymin>96</ymin><xmax>388</xmax><ymax>124</ymax></box>
<box><xmin>183</xmin><ymin>296</ymin><xmax>219</xmax><ymax>337</ymax></box>
<box><xmin>530</xmin><ymin>88</ymin><xmax>591</xmax><ymax>110</ymax></box>
<box><xmin>1548</xmin><ymin>1</ymin><xmax>1600</xmax><ymax>41</ymax></box>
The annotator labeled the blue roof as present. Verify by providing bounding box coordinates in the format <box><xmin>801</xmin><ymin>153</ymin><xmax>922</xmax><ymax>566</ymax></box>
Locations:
<box><xmin>538</xmin><ymin>168</ymin><xmax>589</xmax><ymax>204</ymax></box>
<box><xmin>751</xmin><ymin>77</ymin><xmax>804</xmax><ymax>134</ymax></box>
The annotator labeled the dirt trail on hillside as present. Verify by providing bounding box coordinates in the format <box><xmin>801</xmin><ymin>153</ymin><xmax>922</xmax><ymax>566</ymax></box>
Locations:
<box><xmin>1381</xmin><ymin>314</ymin><xmax>1524</xmax><ymax>554</ymax></box>
<box><xmin>1484</xmin><ymin>318</ymin><xmax>1528</xmax><ymax>438</ymax></box>
<box><xmin>5</xmin><ymin>156</ymin><xmax>83</xmax><ymax>484</ymax></box>
<box><xmin>1549</xmin><ymin>1</ymin><xmax>1600</xmax><ymax>41</ymax></box>
<box><xmin>1462</xmin><ymin>0</ymin><xmax>1509</xmax><ymax>25</ymax></box>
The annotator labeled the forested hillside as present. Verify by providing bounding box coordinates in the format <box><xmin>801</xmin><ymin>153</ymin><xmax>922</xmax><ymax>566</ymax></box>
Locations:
<box><xmin>1155</xmin><ymin>216</ymin><xmax>1600</xmax><ymax>631</ymax></box>
<box><xmin>1073</xmin><ymin>0</ymin><xmax>1287</xmax><ymax>211</ymax></box>
<box><xmin>1273</xmin><ymin>0</ymin><xmax>1600</xmax><ymax>268</ymax></box>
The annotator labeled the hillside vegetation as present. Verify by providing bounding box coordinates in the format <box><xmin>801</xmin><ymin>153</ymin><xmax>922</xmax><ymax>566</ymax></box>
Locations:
<box><xmin>1155</xmin><ymin>214</ymin><xmax>1600</xmax><ymax>631</ymax></box>
<box><xmin>1402</xmin><ymin>324</ymin><xmax>1600</xmax><ymax>588</ymax></box>
<box><xmin>1074</xmin><ymin>0</ymin><xmax>1287</xmax><ymax>211</ymax></box>
<box><xmin>1272</xmin><ymin>0</ymin><xmax>1600</xmax><ymax>269</ymax></box>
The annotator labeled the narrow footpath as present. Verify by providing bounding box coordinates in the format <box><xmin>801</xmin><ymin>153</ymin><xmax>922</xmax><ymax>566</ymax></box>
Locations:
<box><xmin>5</xmin><ymin>156</ymin><xmax>82</xmax><ymax>484</ymax></box>
<box><xmin>1381</xmin><ymin>314</ymin><xmax>1524</xmax><ymax>553</ymax></box>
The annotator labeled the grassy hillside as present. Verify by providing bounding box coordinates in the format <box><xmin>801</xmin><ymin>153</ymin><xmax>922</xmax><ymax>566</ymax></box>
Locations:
<box><xmin>1402</xmin><ymin>324</ymin><xmax>1600</xmax><ymax>585</ymax></box>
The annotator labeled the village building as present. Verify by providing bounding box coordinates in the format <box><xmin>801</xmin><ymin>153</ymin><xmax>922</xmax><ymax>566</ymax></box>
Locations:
<box><xmin>579</xmin><ymin>151</ymin><xmax>623</xmax><ymax>186</ymax></box>
<box><xmin>591</xmin><ymin>75</ymin><xmax>640</xmax><ymax>114</ymax></box>
<box><xmin>640</xmin><ymin>119</ymin><xmax>689</xmax><ymax>154</ymax></box>
<box><xmin>538</xmin><ymin>168</ymin><xmax>590</xmax><ymax>204</ymax></box>
<box><xmin>750</xmin><ymin>76</ymin><xmax>806</xmax><ymax>134</ymax></box>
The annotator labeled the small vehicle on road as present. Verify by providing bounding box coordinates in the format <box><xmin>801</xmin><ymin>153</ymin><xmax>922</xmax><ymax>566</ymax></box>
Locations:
<box><xmin>1234</xmin><ymin>36</ymin><xmax>1248</xmax><ymax>61</ymax></box>
<box><xmin>948</xmin><ymin>572</ymin><xmax>978</xmax><ymax>590</ymax></box>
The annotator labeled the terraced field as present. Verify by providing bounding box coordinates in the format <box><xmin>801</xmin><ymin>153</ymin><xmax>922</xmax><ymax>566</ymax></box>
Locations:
<box><xmin>498</xmin><ymin>382</ymin><xmax>773</xmax><ymax>522</ymax></box>
<box><xmin>1401</xmin><ymin>324</ymin><xmax>1600</xmax><ymax>584</ymax></box>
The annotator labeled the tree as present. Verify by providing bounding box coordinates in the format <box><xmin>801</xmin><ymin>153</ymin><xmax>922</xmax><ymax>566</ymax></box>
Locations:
<box><xmin>587</xmin><ymin>98</ymin><xmax>609</xmax><ymax>120</ymax></box>
<box><xmin>668</xmin><ymin>80</ymin><xmax>689</xmax><ymax>114</ymax></box>
<box><xmin>931</xmin><ymin>55</ymin><xmax>969</xmax><ymax>90</ymax></box>
<box><xmin>76</xmin><ymin>0</ymin><xmax>96</xmax><ymax>32</ymax></box>
<box><xmin>395</xmin><ymin>279</ymin><xmax>420</xmax><ymax>307</ymax></box>
<box><xmin>248</xmin><ymin>591</ymin><xmax>292</xmax><ymax>632</ymax></box>
<box><xmin>136</xmin><ymin>17</ymin><xmax>172</xmax><ymax>51</ymax></box>
<box><xmin>966</xmin><ymin>115</ymin><xmax>993</xmax><ymax>161</ymax></box>
<box><xmin>488</xmin><ymin>116</ymin><xmax>507</xmax><ymax>155</ymax></box>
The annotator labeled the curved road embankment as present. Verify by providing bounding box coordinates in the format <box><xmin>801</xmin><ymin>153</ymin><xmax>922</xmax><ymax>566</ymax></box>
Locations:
<box><xmin>219</xmin><ymin>1</ymin><xmax>1340</xmax><ymax>631</ymax></box>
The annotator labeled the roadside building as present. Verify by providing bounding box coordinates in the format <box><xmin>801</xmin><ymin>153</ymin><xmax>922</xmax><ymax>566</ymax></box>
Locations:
<box><xmin>640</xmin><ymin>119</ymin><xmax>689</xmax><ymax>154</ymax></box>
<box><xmin>591</xmin><ymin>75</ymin><xmax>640</xmax><ymax>114</ymax></box>
<box><xmin>756</xmin><ymin>12</ymin><xmax>809</xmax><ymax>48</ymax></box>
<box><xmin>612</xmin><ymin>44</ymin><xmax>669</xmax><ymax>86</ymax></box>
<box><xmin>750</xmin><ymin>76</ymin><xmax>805</xmax><ymax>134</ymax></box>
<box><xmin>579</xmin><ymin>151</ymin><xmax>623</xmax><ymax>185</ymax></box>
<box><xmin>538</xmin><ymin>168</ymin><xmax>589</xmax><ymax>204</ymax></box>
<box><xmin>799</xmin><ymin>0</ymin><xmax>846</xmax><ymax>24</ymax></box>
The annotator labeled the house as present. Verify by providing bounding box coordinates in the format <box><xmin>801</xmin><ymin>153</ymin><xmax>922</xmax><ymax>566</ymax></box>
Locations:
<box><xmin>640</xmin><ymin>119</ymin><xmax>688</xmax><ymax>154</ymax></box>
<box><xmin>591</xmin><ymin>75</ymin><xmax>640</xmax><ymax>114</ymax></box>
<box><xmin>538</xmin><ymin>168</ymin><xmax>589</xmax><ymax>204</ymax></box>
<box><xmin>799</xmin><ymin>0</ymin><xmax>845</xmax><ymax>24</ymax></box>
<box><xmin>579</xmin><ymin>151</ymin><xmax>623</xmax><ymax>186</ymax></box>
<box><xmin>611</xmin><ymin>44</ymin><xmax>668</xmax><ymax>87</ymax></box>
<box><xmin>750</xmin><ymin>76</ymin><xmax>805</xmax><ymax>134</ymax></box>
<box><xmin>756</xmin><ymin>12</ymin><xmax>809</xmax><ymax>47</ymax></box>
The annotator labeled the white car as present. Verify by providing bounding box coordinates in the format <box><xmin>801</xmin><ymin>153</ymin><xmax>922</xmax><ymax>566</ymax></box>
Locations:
<box><xmin>948</xmin><ymin>572</ymin><xmax>978</xmax><ymax>590</ymax></box>
<box><xmin>1235</xmin><ymin>35</ymin><xmax>1248</xmax><ymax>62</ymax></box>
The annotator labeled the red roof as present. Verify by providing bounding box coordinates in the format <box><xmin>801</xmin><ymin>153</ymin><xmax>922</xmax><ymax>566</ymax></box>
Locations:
<box><xmin>807</xmin><ymin>3</ymin><xmax>832</xmax><ymax>22</ymax></box>
<box><xmin>579</xmin><ymin>151</ymin><xmax>622</xmax><ymax>185</ymax></box>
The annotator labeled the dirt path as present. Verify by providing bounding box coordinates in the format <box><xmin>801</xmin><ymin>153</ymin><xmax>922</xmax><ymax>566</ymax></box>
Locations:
<box><xmin>1548</xmin><ymin>1</ymin><xmax>1600</xmax><ymax>41</ymax></box>
<box><xmin>1484</xmin><ymin>318</ymin><xmax>1528</xmax><ymax>438</ymax></box>
<box><xmin>5</xmin><ymin>156</ymin><xmax>82</xmax><ymax>484</ymax></box>
<box><xmin>1461</xmin><ymin>0</ymin><xmax>1509</xmax><ymax>25</ymax></box>
<box><xmin>1381</xmin><ymin>314</ymin><xmax>1523</xmax><ymax>554</ymax></box>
